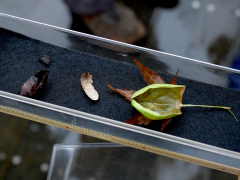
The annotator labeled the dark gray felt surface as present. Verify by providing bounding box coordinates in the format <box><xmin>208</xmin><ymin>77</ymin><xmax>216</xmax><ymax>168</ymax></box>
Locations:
<box><xmin>1</xmin><ymin>28</ymin><xmax>240</xmax><ymax>152</ymax></box>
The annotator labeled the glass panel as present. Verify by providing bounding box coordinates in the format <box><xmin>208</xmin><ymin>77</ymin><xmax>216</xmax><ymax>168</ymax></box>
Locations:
<box><xmin>0</xmin><ymin>13</ymin><xmax>240</xmax><ymax>172</ymax></box>
<box><xmin>47</xmin><ymin>144</ymin><xmax>236</xmax><ymax>180</ymax></box>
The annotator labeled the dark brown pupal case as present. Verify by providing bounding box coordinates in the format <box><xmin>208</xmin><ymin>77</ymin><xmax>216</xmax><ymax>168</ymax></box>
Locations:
<box><xmin>21</xmin><ymin>70</ymin><xmax>50</xmax><ymax>99</ymax></box>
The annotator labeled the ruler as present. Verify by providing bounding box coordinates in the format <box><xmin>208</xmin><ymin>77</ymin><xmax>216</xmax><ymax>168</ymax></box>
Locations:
<box><xmin>0</xmin><ymin>105</ymin><xmax>239</xmax><ymax>175</ymax></box>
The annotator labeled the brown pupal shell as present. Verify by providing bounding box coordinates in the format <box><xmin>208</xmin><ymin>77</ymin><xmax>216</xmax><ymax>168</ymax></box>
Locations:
<box><xmin>21</xmin><ymin>70</ymin><xmax>50</xmax><ymax>99</ymax></box>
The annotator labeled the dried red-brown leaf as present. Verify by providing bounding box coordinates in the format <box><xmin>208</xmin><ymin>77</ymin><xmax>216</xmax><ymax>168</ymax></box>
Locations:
<box><xmin>108</xmin><ymin>57</ymin><xmax>180</xmax><ymax>131</ymax></box>
<box><xmin>125</xmin><ymin>112</ymin><xmax>153</xmax><ymax>125</ymax></box>
<box><xmin>160</xmin><ymin>118</ymin><xmax>172</xmax><ymax>132</ymax></box>
<box><xmin>170</xmin><ymin>69</ymin><xmax>179</xmax><ymax>85</ymax></box>
<box><xmin>124</xmin><ymin>60</ymin><xmax>180</xmax><ymax>131</ymax></box>
<box><xmin>21</xmin><ymin>70</ymin><xmax>50</xmax><ymax>99</ymax></box>
<box><xmin>106</xmin><ymin>83</ymin><xmax>136</xmax><ymax>101</ymax></box>
<box><xmin>132</xmin><ymin>57</ymin><xmax>165</xmax><ymax>85</ymax></box>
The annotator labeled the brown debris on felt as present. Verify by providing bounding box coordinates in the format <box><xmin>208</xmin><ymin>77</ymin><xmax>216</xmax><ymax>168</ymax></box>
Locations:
<box><xmin>38</xmin><ymin>55</ymin><xmax>51</xmax><ymax>65</ymax></box>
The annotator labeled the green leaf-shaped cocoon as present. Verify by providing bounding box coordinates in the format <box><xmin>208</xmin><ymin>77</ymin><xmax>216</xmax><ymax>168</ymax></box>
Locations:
<box><xmin>131</xmin><ymin>84</ymin><xmax>186</xmax><ymax>120</ymax></box>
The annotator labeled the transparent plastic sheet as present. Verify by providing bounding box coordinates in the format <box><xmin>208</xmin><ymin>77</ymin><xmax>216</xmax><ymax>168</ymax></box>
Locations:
<box><xmin>47</xmin><ymin>143</ymin><xmax>237</xmax><ymax>180</ymax></box>
<box><xmin>47</xmin><ymin>143</ymin><xmax>145</xmax><ymax>180</ymax></box>
<box><xmin>0</xmin><ymin>13</ymin><xmax>240</xmax><ymax>174</ymax></box>
<box><xmin>47</xmin><ymin>143</ymin><xmax>183</xmax><ymax>180</ymax></box>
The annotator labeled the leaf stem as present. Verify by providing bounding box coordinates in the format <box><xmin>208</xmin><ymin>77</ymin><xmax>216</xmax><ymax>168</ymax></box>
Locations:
<box><xmin>182</xmin><ymin>104</ymin><xmax>238</xmax><ymax>122</ymax></box>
